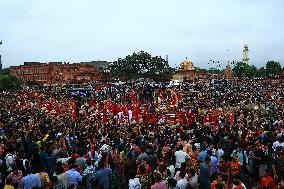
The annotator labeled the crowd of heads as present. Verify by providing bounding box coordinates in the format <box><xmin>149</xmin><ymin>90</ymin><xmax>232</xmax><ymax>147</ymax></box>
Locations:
<box><xmin>0</xmin><ymin>78</ymin><xmax>283</xmax><ymax>189</ymax></box>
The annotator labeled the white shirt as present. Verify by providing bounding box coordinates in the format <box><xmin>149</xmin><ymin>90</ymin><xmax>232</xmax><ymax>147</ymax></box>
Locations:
<box><xmin>167</xmin><ymin>165</ymin><xmax>175</xmax><ymax>178</ymax></box>
<box><xmin>128</xmin><ymin>110</ymin><xmax>133</xmax><ymax>121</ymax></box>
<box><xmin>175</xmin><ymin>171</ymin><xmax>189</xmax><ymax>181</ymax></box>
<box><xmin>216</xmin><ymin>148</ymin><xmax>224</xmax><ymax>160</ymax></box>
<box><xmin>188</xmin><ymin>174</ymin><xmax>199</xmax><ymax>189</ymax></box>
<box><xmin>158</xmin><ymin>117</ymin><xmax>165</xmax><ymax>125</ymax></box>
<box><xmin>57</xmin><ymin>157</ymin><xmax>70</xmax><ymax>164</ymax></box>
<box><xmin>5</xmin><ymin>153</ymin><xmax>15</xmax><ymax>172</ymax></box>
<box><xmin>273</xmin><ymin>120</ymin><xmax>283</xmax><ymax>126</ymax></box>
<box><xmin>129</xmin><ymin>178</ymin><xmax>141</xmax><ymax>189</ymax></box>
<box><xmin>273</xmin><ymin>141</ymin><xmax>284</xmax><ymax>149</ymax></box>
<box><xmin>177</xmin><ymin>178</ymin><xmax>188</xmax><ymax>189</ymax></box>
<box><xmin>232</xmin><ymin>183</ymin><xmax>246</xmax><ymax>189</ymax></box>
<box><xmin>175</xmin><ymin>150</ymin><xmax>190</xmax><ymax>168</ymax></box>
<box><xmin>118</xmin><ymin>111</ymin><xmax>123</xmax><ymax>118</ymax></box>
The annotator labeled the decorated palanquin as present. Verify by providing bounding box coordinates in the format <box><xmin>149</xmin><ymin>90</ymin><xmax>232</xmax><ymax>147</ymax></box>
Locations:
<box><xmin>154</xmin><ymin>89</ymin><xmax>179</xmax><ymax>112</ymax></box>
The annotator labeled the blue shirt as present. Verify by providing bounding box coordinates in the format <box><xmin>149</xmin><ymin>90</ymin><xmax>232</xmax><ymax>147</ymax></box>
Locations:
<box><xmin>66</xmin><ymin>169</ymin><xmax>82</xmax><ymax>187</ymax></box>
<box><xmin>94</xmin><ymin>168</ymin><xmax>112</xmax><ymax>189</ymax></box>
<box><xmin>46</xmin><ymin>155</ymin><xmax>57</xmax><ymax>175</ymax></box>
<box><xmin>197</xmin><ymin>150</ymin><xmax>207</xmax><ymax>162</ymax></box>
<box><xmin>21</xmin><ymin>174</ymin><xmax>41</xmax><ymax>189</ymax></box>
<box><xmin>39</xmin><ymin>152</ymin><xmax>48</xmax><ymax>167</ymax></box>
<box><xmin>231</xmin><ymin>150</ymin><xmax>248</xmax><ymax>166</ymax></box>
<box><xmin>210</xmin><ymin>156</ymin><xmax>218</xmax><ymax>173</ymax></box>
<box><xmin>199</xmin><ymin>163</ymin><xmax>210</xmax><ymax>189</ymax></box>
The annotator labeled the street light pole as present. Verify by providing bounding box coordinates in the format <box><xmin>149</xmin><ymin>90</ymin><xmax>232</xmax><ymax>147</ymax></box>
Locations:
<box><xmin>0</xmin><ymin>40</ymin><xmax>2</xmax><ymax>73</ymax></box>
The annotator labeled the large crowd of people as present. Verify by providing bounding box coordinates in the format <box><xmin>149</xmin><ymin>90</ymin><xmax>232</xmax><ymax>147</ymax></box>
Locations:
<box><xmin>0</xmin><ymin>79</ymin><xmax>283</xmax><ymax>189</ymax></box>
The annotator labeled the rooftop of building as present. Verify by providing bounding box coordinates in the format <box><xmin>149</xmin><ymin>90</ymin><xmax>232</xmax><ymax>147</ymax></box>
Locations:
<box><xmin>179</xmin><ymin>58</ymin><xmax>195</xmax><ymax>71</ymax></box>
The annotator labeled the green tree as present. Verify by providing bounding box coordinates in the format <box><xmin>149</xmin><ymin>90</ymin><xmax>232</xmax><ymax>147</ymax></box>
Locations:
<box><xmin>266</xmin><ymin>60</ymin><xmax>282</xmax><ymax>78</ymax></box>
<box><xmin>110</xmin><ymin>51</ymin><xmax>173</xmax><ymax>81</ymax></box>
<box><xmin>232</xmin><ymin>62</ymin><xmax>250</xmax><ymax>78</ymax></box>
<box><xmin>0</xmin><ymin>75</ymin><xmax>22</xmax><ymax>90</ymax></box>
<box><xmin>255</xmin><ymin>67</ymin><xmax>267</xmax><ymax>78</ymax></box>
<box><xmin>232</xmin><ymin>62</ymin><xmax>259</xmax><ymax>78</ymax></box>
<box><xmin>1</xmin><ymin>68</ymin><xmax>10</xmax><ymax>75</ymax></box>
<box><xmin>207</xmin><ymin>67</ymin><xmax>223</xmax><ymax>74</ymax></box>
<box><xmin>195</xmin><ymin>67</ymin><xmax>207</xmax><ymax>73</ymax></box>
<box><xmin>246</xmin><ymin>65</ymin><xmax>257</xmax><ymax>78</ymax></box>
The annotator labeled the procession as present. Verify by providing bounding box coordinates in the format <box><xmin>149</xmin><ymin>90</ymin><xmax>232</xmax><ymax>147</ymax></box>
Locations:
<box><xmin>0</xmin><ymin>78</ymin><xmax>283</xmax><ymax>189</ymax></box>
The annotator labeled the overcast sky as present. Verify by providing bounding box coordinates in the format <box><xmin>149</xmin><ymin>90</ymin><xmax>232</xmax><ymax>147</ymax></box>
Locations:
<box><xmin>0</xmin><ymin>0</ymin><xmax>283</xmax><ymax>69</ymax></box>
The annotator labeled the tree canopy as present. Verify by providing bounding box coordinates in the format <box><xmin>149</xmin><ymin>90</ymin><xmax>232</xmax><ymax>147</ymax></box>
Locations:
<box><xmin>233</xmin><ymin>61</ymin><xmax>282</xmax><ymax>78</ymax></box>
<box><xmin>0</xmin><ymin>74</ymin><xmax>22</xmax><ymax>90</ymax></box>
<box><xmin>109</xmin><ymin>51</ymin><xmax>174</xmax><ymax>81</ymax></box>
<box><xmin>232</xmin><ymin>62</ymin><xmax>253</xmax><ymax>78</ymax></box>
<box><xmin>266</xmin><ymin>60</ymin><xmax>282</xmax><ymax>78</ymax></box>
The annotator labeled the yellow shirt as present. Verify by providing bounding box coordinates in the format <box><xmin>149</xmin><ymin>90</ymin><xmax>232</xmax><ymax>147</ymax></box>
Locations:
<box><xmin>39</xmin><ymin>172</ymin><xmax>50</xmax><ymax>189</ymax></box>
<box><xmin>43</xmin><ymin>134</ymin><xmax>49</xmax><ymax>142</ymax></box>
<box><xmin>4</xmin><ymin>185</ymin><xmax>14</xmax><ymax>189</ymax></box>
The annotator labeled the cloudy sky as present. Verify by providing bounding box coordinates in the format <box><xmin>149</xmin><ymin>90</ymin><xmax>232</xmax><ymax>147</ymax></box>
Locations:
<box><xmin>0</xmin><ymin>0</ymin><xmax>283</xmax><ymax>69</ymax></box>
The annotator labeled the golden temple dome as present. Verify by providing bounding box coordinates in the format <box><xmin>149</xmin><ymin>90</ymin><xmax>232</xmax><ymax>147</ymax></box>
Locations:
<box><xmin>179</xmin><ymin>58</ymin><xmax>195</xmax><ymax>71</ymax></box>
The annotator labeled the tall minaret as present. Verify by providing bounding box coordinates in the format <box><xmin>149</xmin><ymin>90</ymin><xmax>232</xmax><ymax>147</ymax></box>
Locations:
<box><xmin>242</xmin><ymin>44</ymin><xmax>249</xmax><ymax>64</ymax></box>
